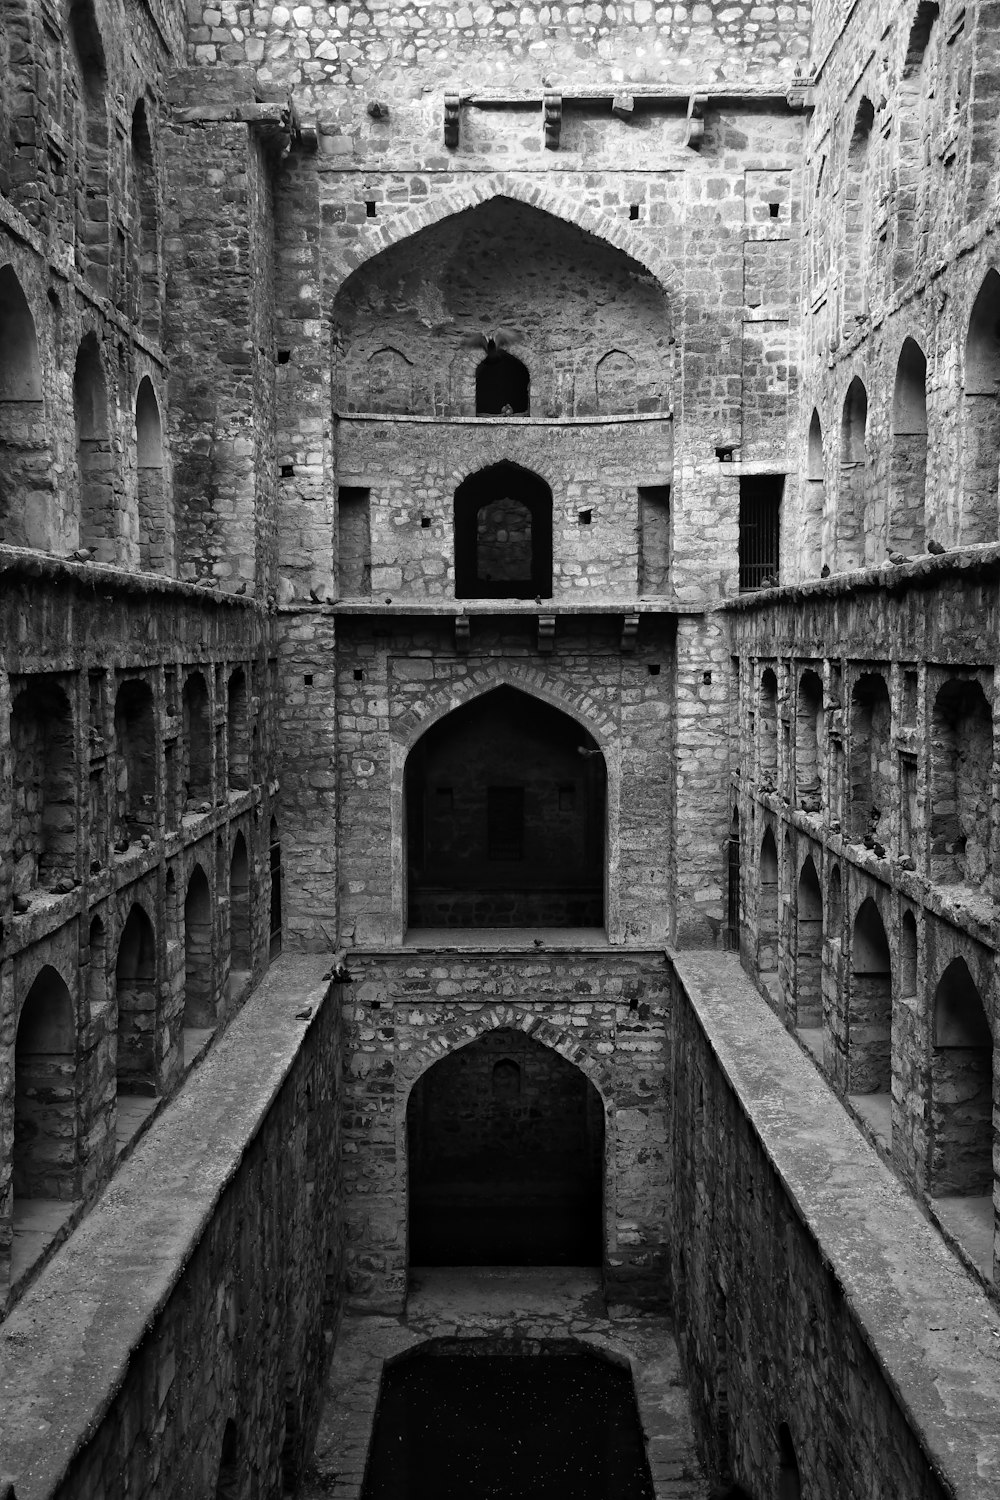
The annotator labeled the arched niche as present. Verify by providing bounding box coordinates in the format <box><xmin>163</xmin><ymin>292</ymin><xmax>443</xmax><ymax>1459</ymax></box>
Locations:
<box><xmin>183</xmin><ymin>671</ymin><xmax>212</xmax><ymax>806</ymax></box>
<box><xmin>595</xmin><ymin>349</ymin><xmax>636</xmax><ymax>415</ymax></box>
<box><xmin>0</xmin><ymin>264</ymin><xmax>52</xmax><ymax>551</ymax></box>
<box><xmin>963</xmin><ymin>269</ymin><xmax>1000</xmax><ymax>545</ymax></box>
<box><xmin>758</xmin><ymin>668</ymin><xmax>778</xmax><ymax>791</ymax></box>
<box><xmin>10</xmin><ymin>678</ymin><xmax>76</xmax><ymax>893</ymax></box>
<box><xmin>929</xmin><ymin>679</ymin><xmax>993</xmax><ymax>886</ymax></box>
<box><xmin>843</xmin><ymin>100</ymin><xmax>874</xmax><ymax>324</ymax></box>
<box><xmin>725</xmin><ymin>806</ymin><xmax>740</xmax><ymax>952</ymax></box>
<box><xmin>931</xmin><ymin>958</ymin><xmax>993</xmax><ymax>1196</ymax></box>
<box><xmin>130</xmin><ymin>101</ymin><xmax>159</xmax><ymax>335</ymax></box>
<box><xmin>758</xmin><ymin>827</ymin><xmax>779</xmax><ymax>974</ymax></box>
<box><xmin>67</xmin><ymin>0</ymin><xmax>109</xmax><ymax>294</ymax></box>
<box><xmin>404</xmin><ymin>685</ymin><xmax>606</xmax><ymax>931</ymax></box>
<box><xmin>893</xmin><ymin>3</ymin><xmax>937</xmax><ymax>285</ymax></box>
<box><xmin>849</xmin><ymin>673</ymin><xmax>891</xmax><ymax>844</ymax></box>
<box><xmin>406</xmin><ymin>1027</ymin><xmax>605</xmax><ymax>1267</ymax></box>
<box><xmin>183</xmin><ymin>865</ymin><xmax>215</xmax><ymax>1031</ymax></box>
<box><xmin>795</xmin><ymin>669</ymin><xmax>823</xmax><ymax>812</ymax></box>
<box><xmin>136</xmin><ymin>377</ymin><xmax>168</xmax><ymax>573</ymax></box>
<box><xmin>227</xmin><ymin>667</ymin><xmax>249</xmax><ymax>792</ymax></box>
<box><xmin>74</xmin><ymin>333</ymin><xmax>114</xmax><ymax>561</ymax></box>
<box><xmin>88</xmin><ymin>914</ymin><xmax>108</xmax><ymax>1015</ymax></box>
<box><xmin>476</xmin><ymin>344</ymin><xmax>529</xmax><ymax>414</ymax></box>
<box><xmin>215</xmin><ymin>1418</ymin><xmax>240</xmax><ymax>1500</ymax></box>
<box><xmin>778</xmin><ymin>1422</ymin><xmax>803</xmax><ymax>1500</ymax></box>
<box><xmin>796</xmin><ymin>855</ymin><xmax>823</xmax><ymax>1027</ymax></box>
<box><xmin>889</xmin><ymin>338</ymin><xmax>927</xmax><ymax>553</ymax></box>
<box><xmin>839</xmin><ymin>376</ymin><xmax>869</xmax><ymax>568</ymax></box>
<box><xmin>14</xmin><ymin>967</ymin><xmax>79</xmax><ymax>1203</ymax></box>
<box><xmin>454</xmin><ymin>461</ymin><xmax>553</xmax><ymax>599</ymax></box>
<box><xmin>115</xmin><ymin>903</ymin><xmax>157</xmax><ymax>1094</ymax></box>
<box><xmin>269</xmin><ymin>815</ymin><xmax>282</xmax><ymax>959</ymax></box>
<box><xmin>803</xmin><ymin>408</ymin><xmax>824</xmax><ymax>576</ymax></box>
<box><xmin>368</xmin><ymin>345</ymin><xmax>413</xmax><ymax>413</ymax></box>
<box><xmin>114</xmin><ymin>677</ymin><xmax>156</xmax><ymax>840</ymax></box>
<box><xmin>849</xmin><ymin>897</ymin><xmax>891</xmax><ymax>1096</ymax></box>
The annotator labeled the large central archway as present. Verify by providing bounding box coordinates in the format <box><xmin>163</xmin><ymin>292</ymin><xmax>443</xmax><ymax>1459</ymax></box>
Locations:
<box><xmin>407</xmin><ymin>1027</ymin><xmax>605</xmax><ymax>1266</ymax></box>
<box><xmin>404</xmin><ymin>685</ymin><xmax>607</xmax><ymax>929</ymax></box>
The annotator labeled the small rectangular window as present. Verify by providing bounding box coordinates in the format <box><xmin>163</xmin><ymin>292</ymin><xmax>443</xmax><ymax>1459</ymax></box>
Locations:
<box><xmin>487</xmin><ymin>786</ymin><xmax>524</xmax><ymax>860</ymax></box>
<box><xmin>738</xmin><ymin>476</ymin><xmax>782</xmax><ymax>592</ymax></box>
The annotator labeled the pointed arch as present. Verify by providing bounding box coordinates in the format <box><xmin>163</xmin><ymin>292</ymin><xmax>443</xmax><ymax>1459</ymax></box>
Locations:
<box><xmin>74</xmin><ymin>332</ymin><xmax>114</xmax><ymax>561</ymax></box>
<box><xmin>130</xmin><ymin>100</ymin><xmax>159</xmax><ymax>334</ymax></box>
<box><xmin>931</xmin><ymin>957</ymin><xmax>993</xmax><ymax>1196</ymax></box>
<box><xmin>795</xmin><ymin>669</ymin><xmax>823</xmax><ymax>812</ymax></box>
<box><xmin>796</xmin><ymin>854</ymin><xmax>823</xmax><ymax>1027</ymax></box>
<box><xmin>136</xmin><ymin>377</ymin><xmax>167</xmax><ymax>572</ymax></box>
<box><xmin>477</xmin><ymin>345</ymin><xmax>530</xmax><ymax>415</ymax></box>
<box><xmin>14</xmin><ymin>966</ymin><xmax>78</xmax><ymax>1202</ymax></box>
<box><xmin>115</xmin><ymin>902</ymin><xmax>157</xmax><ymax>1094</ymax></box>
<box><xmin>183</xmin><ymin>864</ymin><xmax>214</xmax><ymax>1030</ymax></box>
<box><xmin>843</xmin><ymin>99</ymin><xmax>875</xmax><ymax>324</ymax></box>
<box><xmin>889</xmin><ymin>337</ymin><xmax>928</xmax><ymax>552</ymax></box>
<box><xmin>327</xmin><ymin>179</ymin><xmax>680</xmax><ymax>305</ymax></box>
<box><xmin>894</xmin><ymin>3</ymin><xmax>938</xmax><ymax>284</ymax></box>
<box><xmin>803</xmin><ymin>408</ymin><xmax>824</xmax><ymax>576</ymax></box>
<box><xmin>454</xmin><ymin>461</ymin><xmax>552</xmax><ymax>600</ymax></box>
<box><xmin>962</xmin><ymin>269</ymin><xmax>1000</xmax><ymax>544</ymax></box>
<box><xmin>839</xmin><ymin>376</ymin><xmax>869</xmax><ymax>567</ymax></box>
<box><xmin>0</xmin><ymin>264</ymin><xmax>52</xmax><ymax>550</ymax></box>
<box><xmin>849</xmin><ymin>897</ymin><xmax>892</xmax><ymax>1096</ymax></box>
<box><xmin>229</xmin><ymin>830</ymin><xmax>251</xmax><ymax>990</ymax></box>
<box><xmin>67</xmin><ymin>0</ymin><xmax>109</xmax><ymax>294</ymax></box>
<box><xmin>758</xmin><ymin>826</ymin><xmax>779</xmax><ymax>974</ymax></box>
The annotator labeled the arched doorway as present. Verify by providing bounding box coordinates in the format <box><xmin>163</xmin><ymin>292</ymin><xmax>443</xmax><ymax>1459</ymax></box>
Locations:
<box><xmin>405</xmin><ymin>685</ymin><xmax>606</xmax><ymax>929</ymax></box>
<box><xmin>453</xmin><ymin>462</ymin><xmax>553</xmax><ymax>599</ymax></box>
<box><xmin>849</xmin><ymin>898</ymin><xmax>892</xmax><ymax>1099</ymax></box>
<box><xmin>14</xmin><ymin>967</ymin><xmax>78</xmax><ymax>1205</ymax></box>
<box><xmin>407</xmin><ymin>1028</ymin><xmax>605</xmax><ymax>1266</ymax></box>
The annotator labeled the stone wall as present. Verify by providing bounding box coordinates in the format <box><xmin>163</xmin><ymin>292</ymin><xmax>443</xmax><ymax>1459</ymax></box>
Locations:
<box><xmin>0</xmin><ymin>958</ymin><xmax>343</xmax><ymax>1500</ymax></box>
<box><xmin>340</xmin><ymin>947</ymin><xmax>670</xmax><ymax>1309</ymax></box>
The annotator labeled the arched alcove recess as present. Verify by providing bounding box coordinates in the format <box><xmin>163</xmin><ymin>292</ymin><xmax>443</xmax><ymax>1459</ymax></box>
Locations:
<box><xmin>74</xmin><ymin>333</ymin><xmax>115</xmax><ymax>561</ymax></box>
<box><xmin>407</xmin><ymin>1027</ymin><xmax>604</xmax><ymax>1266</ymax></box>
<box><xmin>929</xmin><ymin>679</ymin><xmax>993</xmax><ymax>885</ymax></box>
<box><xmin>803</xmin><ymin>408</ymin><xmax>825</xmax><ymax>575</ymax></box>
<box><xmin>229</xmin><ymin>831</ymin><xmax>251</xmax><ymax>995</ymax></box>
<box><xmin>963</xmin><ymin>269</ymin><xmax>1000</xmax><ymax>545</ymax></box>
<box><xmin>183</xmin><ymin>672</ymin><xmax>212</xmax><ymax>808</ymax></box>
<box><xmin>130</xmin><ymin>101</ymin><xmax>159</xmax><ymax>336</ymax></box>
<box><xmin>595</xmin><ymin>349</ymin><xmax>637</xmax><ymax>414</ymax></box>
<box><xmin>136</xmin><ymin>377</ymin><xmax>168</xmax><ymax>573</ymax></box>
<box><xmin>14</xmin><ymin>967</ymin><xmax>79</xmax><ymax>1203</ymax></box>
<box><xmin>796</xmin><ymin>856</ymin><xmax>823</xmax><ymax>1027</ymax></box>
<box><xmin>330</xmin><ymin>191</ymin><xmax>673</xmax><ymax>420</ymax></box>
<box><xmin>454</xmin><ymin>462</ymin><xmax>553</xmax><ymax>600</ymax></box>
<box><xmin>115</xmin><ymin>903</ymin><xmax>157</xmax><ymax>1094</ymax></box>
<box><xmin>215</xmin><ymin>1418</ymin><xmax>240</xmax><ymax>1500</ymax></box>
<box><xmin>839</xmin><ymin>376</ymin><xmax>869</xmax><ymax>568</ymax></box>
<box><xmin>931</xmin><ymin>958</ymin><xmax>994</xmax><ymax>1195</ymax></box>
<box><xmin>0</xmin><ymin>265</ymin><xmax>51</xmax><ymax>550</ymax></box>
<box><xmin>901</xmin><ymin>909</ymin><xmax>918</xmax><ymax>997</ymax></box>
<box><xmin>10</xmin><ymin>679</ymin><xmax>76</xmax><ymax>894</ymax></box>
<box><xmin>758</xmin><ymin>668</ymin><xmax>778</xmax><ymax>792</ymax></box>
<box><xmin>795</xmin><ymin>669</ymin><xmax>823</xmax><ymax>811</ymax></box>
<box><xmin>849</xmin><ymin>673</ymin><xmax>891</xmax><ymax>844</ymax></box>
<box><xmin>843</xmin><ymin>99</ymin><xmax>874</xmax><ymax>324</ymax></box>
<box><xmin>405</xmin><ymin>685</ymin><xmax>606</xmax><ymax>929</ymax></box>
<box><xmin>269</xmin><ymin>815</ymin><xmax>282</xmax><ymax>958</ymax></box>
<box><xmin>476</xmin><ymin>344</ymin><xmax>529</xmax><ymax>414</ymax></box>
<box><xmin>758</xmin><ymin>828</ymin><xmax>779</xmax><ymax>975</ymax></box>
<box><xmin>183</xmin><ymin>865</ymin><xmax>214</xmax><ymax>1030</ymax></box>
<box><xmin>66</xmin><ymin>0</ymin><xmax>108</xmax><ymax>294</ymax></box>
<box><xmin>227</xmin><ymin>667</ymin><xmax>249</xmax><ymax>792</ymax></box>
<box><xmin>368</xmin><ymin>346</ymin><xmax>413</xmax><ymax>412</ymax></box>
<box><xmin>114</xmin><ymin>678</ymin><xmax>156</xmax><ymax>841</ymax></box>
<box><xmin>894</xmin><ymin>3</ymin><xmax>938</xmax><ymax>286</ymax></box>
<box><xmin>88</xmin><ymin>915</ymin><xmax>108</xmax><ymax>1016</ymax></box>
<box><xmin>725</xmin><ymin>806</ymin><xmax>740</xmax><ymax>952</ymax></box>
<box><xmin>777</xmin><ymin>1423</ymin><xmax>803</xmax><ymax>1500</ymax></box>
<box><xmin>849</xmin><ymin>898</ymin><xmax>892</xmax><ymax>1096</ymax></box>
<box><xmin>889</xmin><ymin>338</ymin><xmax>928</xmax><ymax>552</ymax></box>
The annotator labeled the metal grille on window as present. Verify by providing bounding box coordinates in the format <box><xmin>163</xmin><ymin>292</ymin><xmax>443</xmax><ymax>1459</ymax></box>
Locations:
<box><xmin>738</xmin><ymin>475</ymin><xmax>783</xmax><ymax>592</ymax></box>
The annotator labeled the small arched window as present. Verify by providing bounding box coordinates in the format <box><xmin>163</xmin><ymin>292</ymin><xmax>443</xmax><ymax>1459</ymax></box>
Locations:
<box><xmin>476</xmin><ymin>342</ymin><xmax>529</xmax><ymax>415</ymax></box>
<box><xmin>454</xmin><ymin>461</ymin><xmax>552</xmax><ymax>599</ymax></box>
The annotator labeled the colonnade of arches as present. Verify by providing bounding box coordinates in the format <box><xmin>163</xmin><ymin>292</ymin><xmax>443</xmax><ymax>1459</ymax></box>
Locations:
<box><xmin>803</xmin><ymin>269</ymin><xmax>1000</xmax><ymax>573</ymax></box>
<box><xmin>9</xmin><ymin>663</ymin><xmax>256</xmax><ymax>905</ymax></box>
<box><xmin>6</xmin><ymin>819</ymin><xmax>280</xmax><ymax>1239</ymax></box>
<box><xmin>0</xmin><ymin>263</ymin><xmax>171</xmax><ymax>565</ymax></box>
<box><xmin>753</xmin><ymin>661</ymin><xmax>993</xmax><ymax>894</ymax></box>
<box><xmin>749</xmin><ymin>824</ymin><xmax>995</xmax><ymax>1207</ymax></box>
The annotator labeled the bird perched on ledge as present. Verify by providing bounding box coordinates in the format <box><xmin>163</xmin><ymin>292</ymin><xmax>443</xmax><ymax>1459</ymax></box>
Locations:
<box><xmin>888</xmin><ymin>550</ymin><xmax>911</xmax><ymax>565</ymax></box>
<box><xmin>927</xmin><ymin>538</ymin><xmax>946</xmax><ymax>554</ymax></box>
<box><xmin>323</xmin><ymin>949</ymin><xmax>353</xmax><ymax>984</ymax></box>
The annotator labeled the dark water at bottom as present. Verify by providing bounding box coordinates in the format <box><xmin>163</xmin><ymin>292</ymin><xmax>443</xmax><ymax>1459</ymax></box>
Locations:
<box><xmin>359</xmin><ymin>1353</ymin><xmax>656</xmax><ymax>1500</ymax></box>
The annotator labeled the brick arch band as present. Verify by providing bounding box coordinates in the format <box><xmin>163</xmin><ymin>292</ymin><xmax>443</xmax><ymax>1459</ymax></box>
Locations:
<box><xmin>388</xmin><ymin>666</ymin><xmax>623</xmax><ymax>943</ymax></box>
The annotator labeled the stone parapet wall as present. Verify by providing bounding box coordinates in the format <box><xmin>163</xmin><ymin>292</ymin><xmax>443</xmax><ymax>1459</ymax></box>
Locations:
<box><xmin>0</xmin><ymin>957</ymin><xmax>342</xmax><ymax>1500</ymax></box>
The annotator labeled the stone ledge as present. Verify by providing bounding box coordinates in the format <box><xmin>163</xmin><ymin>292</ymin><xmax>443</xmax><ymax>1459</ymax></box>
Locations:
<box><xmin>0</xmin><ymin>954</ymin><xmax>333</xmax><ymax>1500</ymax></box>
<box><xmin>670</xmin><ymin>949</ymin><xmax>1000</xmax><ymax>1500</ymax></box>
<box><xmin>723</xmin><ymin>541</ymin><xmax>1000</xmax><ymax>612</ymax></box>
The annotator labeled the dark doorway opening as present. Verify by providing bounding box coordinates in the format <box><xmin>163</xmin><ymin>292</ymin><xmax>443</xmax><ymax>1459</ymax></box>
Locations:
<box><xmin>407</xmin><ymin>1029</ymin><xmax>604</xmax><ymax>1266</ymax></box>
<box><xmin>405</xmin><ymin>686</ymin><xmax>606</xmax><ymax>928</ymax></box>
<box><xmin>454</xmin><ymin>462</ymin><xmax>553</xmax><ymax>599</ymax></box>
<box><xmin>476</xmin><ymin>345</ymin><xmax>529</xmax><ymax>414</ymax></box>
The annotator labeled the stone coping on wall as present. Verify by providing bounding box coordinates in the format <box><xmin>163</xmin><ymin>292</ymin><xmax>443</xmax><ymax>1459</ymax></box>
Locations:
<box><xmin>0</xmin><ymin>545</ymin><xmax>257</xmax><ymax>604</ymax></box>
<box><xmin>334</xmin><ymin>411</ymin><xmax>672</xmax><ymax>426</ymax></box>
<box><xmin>670</xmin><ymin>949</ymin><xmax>1000</xmax><ymax>1500</ymax></box>
<box><xmin>0</xmin><ymin>954</ymin><xmax>332</xmax><ymax>1500</ymax></box>
<box><xmin>320</xmin><ymin>599</ymin><xmax>677</xmax><ymax>616</ymax></box>
<box><xmin>723</xmin><ymin>541</ymin><xmax>1000</xmax><ymax>613</ymax></box>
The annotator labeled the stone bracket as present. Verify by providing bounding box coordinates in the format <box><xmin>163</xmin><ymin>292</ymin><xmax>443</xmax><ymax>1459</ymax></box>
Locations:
<box><xmin>444</xmin><ymin>92</ymin><xmax>461</xmax><ymax>149</ymax></box>
<box><xmin>621</xmin><ymin>613</ymin><xmax>639</xmax><ymax>652</ymax></box>
<box><xmin>454</xmin><ymin>614</ymin><xmax>470</xmax><ymax>652</ymax></box>
<box><xmin>537</xmin><ymin>614</ymin><xmax>556</xmax><ymax>653</ymax></box>
<box><xmin>612</xmin><ymin>92</ymin><xmax>635</xmax><ymax>120</ymax></box>
<box><xmin>544</xmin><ymin>92</ymin><xmax>562</xmax><ymax>150</ymax></box>
<box><xmin>684</xmin><ymin>94</ymin><xmax>707</xmax><ymax>149</ymax></box>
